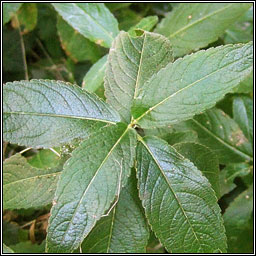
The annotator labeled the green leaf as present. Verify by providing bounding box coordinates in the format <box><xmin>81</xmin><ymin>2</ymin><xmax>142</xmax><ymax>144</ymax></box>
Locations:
<box><xmin>13</xmin><ymin>3</ymin><xmax>38</xmax><ymax>33</ymax></box>
<box><xmin>10</xmin><ymin>241</ymin><xmax>46</xmax><ymax>253</ymax></box>
<box><xmin>52</xmin><ymin>3</ymin><xmax>119</xmax><ymax>48</ymax></box>
<box><xmin>223</xmin><ymin>186</ymin><xmax>253</xmax><ymax>253</ymax></box>
<box><xmin>173</xmin><ymin>142</ymin><xmax>220</xmax><ymax>199</ymax></box>
<box><xmin>233</xmin><ymin>96</ymin><xmax>253</xmax><ymax>143</ymax></box>
<box><xmin>82</xmin><ymin>55</ymin><xmax>108</xmax><ymax>92</ymax></box>
<box><xmin>232</xmin><ymin>71</ymin><xmax>253</xmax><ymax>93</ymax></box>
<box><xmin>81</xmin><ymin>170</ymin><xmax>149</xmax><ymax>253</ymax></box>
<box><xmin>128</xmin><ymin>16</ymin><xmax>159</xmax><ymax>36</ymax></box>
<box><xmin>3</xmin><ymin>79</ymin><xmax>120</xmax><ymax>148</ymax></box>
<box><xmin>224</xmin><ymin>7</ymin><xmax>253</xmax><ymax>44</ymax></box>
<box><xmin>220</xmin><ymin>163</ymin><xmax>251</xmax><ymax>197</ymax></box>
<box><xmin>3</xmin><ymin>244</ymin><xmax>14</xmax><ymax>253</ymax></box>
<box><xmin>57</xmin><ymin>16</ymin><xmax>101</xmax><ymax>63</ymax></box>
<box><xmin>136</xmin><ymin>136</ymin><xmax>227</xmax><ymax>253</ymax></box>
<box><xmin>46</xmin><ymin>123</ymin><xmax>137</xmax><ymax>253</ymax></box>
<box><xmin>3</xmin><ymin>153</ymin><xmax>65</xmax><ymax>209</ymax></box>
<box><xmin>28</xmin><ymin>149</ymin><xmax>61</xmax><ymax>169</ymax></box>
<box><xmin>155</xmin><ymin>3</ymin><xmax>252</xmax><ymax>56</ymax></box>
<box><xmin>132</xmin><ymin>42</ymin><xmax>253</xmax><ymax>128</ymax></box>
<box><xmin>179</xmin><ymin>108</ymin><xmax>253</xmax><ymax>164</ymax></box>
<box><xmin>105</xmin><ymin>31</ymin><xmax>173</xmax><ymax>123</ymax></box>
<box><xmin>3</xmin><ymin>3</ymin><xmax>23</xmax><ymax>25</ymax></box>
<box><xmin>162</xmin><ymin>130</ymin><xmax>198</xmax><ymax>145</ymax></box>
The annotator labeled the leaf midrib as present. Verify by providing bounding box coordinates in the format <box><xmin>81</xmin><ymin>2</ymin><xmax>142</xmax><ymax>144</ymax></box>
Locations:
<box><xmin>139</xmin><ymin>138</ymin><xmax>202</xmax><ymax>250</ymax></box>
<box><xmin>59</xmin><ymin>126</ymin><xmax>130</xmax><ymax>249</ymax></box>
<box><xmin>133</xmin><ymin>33</ymin><xmax>146</xmax><ymax>100</ymax></box>
<box><xmin>4</xmin><ymin>171</ymin><xmax>60</xmax><ymax>187</ymax></box>
<box><xmin>4</xmin><ymin>111</ymin><xmax>117</xmax><ymax>125</ymax></box>
<box><xmin>135</xmin><ymin>48</ymin><xmax>251</xmax><ymax>123</ymax></box>
<box><xmin>169</xmin><ymin>4</ymin><xmax>234</xmax><ymax>39</ymax></box>
<box><xmin>191</xmin><ymin>118</ymin><xmax>253</xmax><ymax>162</ymax></box>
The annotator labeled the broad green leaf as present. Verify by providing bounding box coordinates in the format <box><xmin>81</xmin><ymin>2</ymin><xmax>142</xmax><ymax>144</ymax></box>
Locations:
<box><xmin>3</xmin><ymin>244</ymin><xmax>14</xmax><ymax>253</ymax></box>
<box><xmin>173</xmin><ymin>142</ymin><xmax>220</xmax><ymax>198</ymax></box>
<box><xmin>10</xmin><ymin>241</ymin><xmax>46</xmax><ymax>253</ymax></box>
<box><xmin>224</xmin><ymin>7</ymin><xmax>253</xmax><ymax>44</ymax></box>
<box><xmin>52</xmin><ymin>3</ymin><xmax>119</xmax><ymax>48</ymax></box>
<box><xmin>155</xmin><ymin>3</ymin><xmax>252</xmax><ymax>56</ymax></box>
<box><xmin>178</xmin><ymin>108</ymin><xmax>253</xmax><ymax>164</ymax></box>
<box><xmin>232</xmin><ymin>71</ymin><xmax>253</xmax><ymax>93</ymax></box>
<box><xmin>3</xmin><ymin>79</ymin><xmax>120</xmax><ymax>148</ymax></box>
<box><xmin>3</xmin><ymin>3</ymin><xmax>23</xmax><ymax>25</ymax></box>
<box><xmin>46</xmin><ymin>123</ymin><xmax>136</xmax><ymax>253</ymax></box>
<box><xmin>162</xmin><ymin>130</ymin><xmax>198</xmax><ymax>145</ymax></box>
<box><xmin>12</xmin><ymin>3</ymin><xmax>38</xmax><ymax>33</ymax></box>
<box><xmin>81</xmin><ymin>170</ymin><xmax>149</xmax><ymax>253</ymax></box>
<box><xmin>82</xmin><ymin>55</ymin><xmax>108</xmax><ymax>92</ymax></box>
<box><xmin>128</xmin><ymin>16</ymin><xmax>159</xmax><ymax>36</ymax></box>
<box><xmin>3</xmin><ymin>153</ymin><xmax>65</xmax><ymax>209</ymax></box>
<box><xmin>144</xmin><ymin>126</ymin><xmax>174</xmax><ymax>138</ymax></box>
<box><xmin>136</xmin><ymin>136</ymin><xmax>227</xmax><ymax>253</ymax></box>
<box><xmin>57</xmin><ymin>16</ymin><xmax>101</xmax><ymax>63</ymax></box>
<box><xmin>132</xmin><ymin>42</ymin><xmax>253</xmax><ymax>128</ymax></box>
<box><xmin>105</xmin><ymin>31</ymin><xmax>173</xmax><ymax>122</ymax></box>
<box><xmin>223</xmin><ymin>186</ymin><xmax>253</xmax><ymax>253</ymax></box>
<box><xmin>233</xmin><ymin>96</ymin><xmax>253</xmax><ymax>143</ymax></box>
<box><xmin>220</xmin><ymin>163</ymin><xmax>251</xmax><ymax>197</ymax></box>
<box><xmin>28</xmin><ymin>149</ymin><xmax>60</xmax><ymax>169</ymax></box>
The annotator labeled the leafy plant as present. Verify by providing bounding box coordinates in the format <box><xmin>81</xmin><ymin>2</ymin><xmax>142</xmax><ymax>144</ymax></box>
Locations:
<box><xmin>3</xmin><ymin>3</ymin><xmax>253</xmax><ymax>253</ymax></box>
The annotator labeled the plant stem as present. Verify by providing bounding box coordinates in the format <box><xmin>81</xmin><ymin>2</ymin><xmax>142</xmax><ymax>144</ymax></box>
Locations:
<box><xmin>36</xmin><ymin>38</ymin><xmax>64</xmax><ymax>81</ymax></box>
<box><xmin>15</xmin><ymin>15</ymin><xmax>29</xmax><ymax>80</ymax></box>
